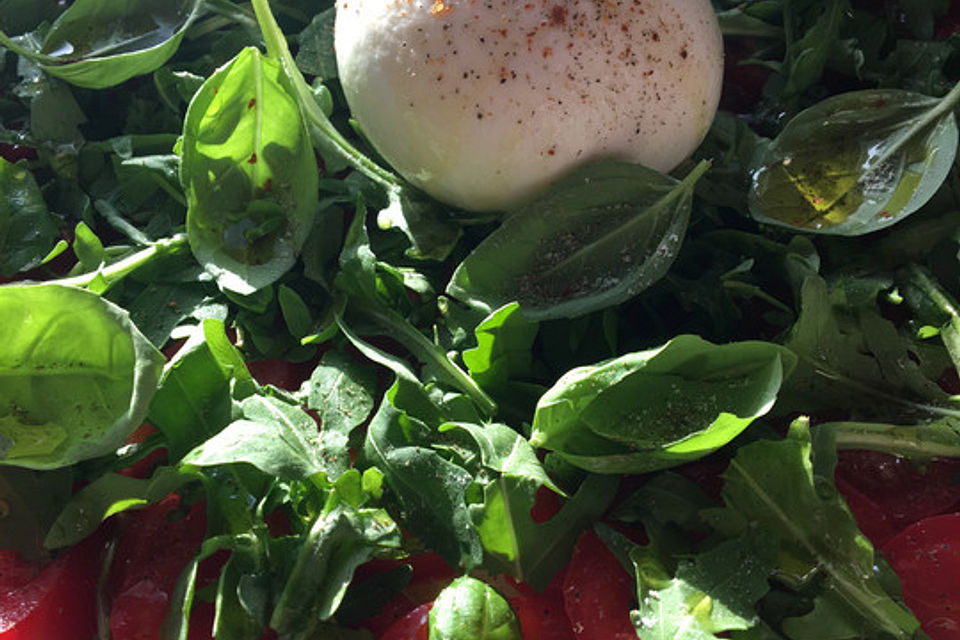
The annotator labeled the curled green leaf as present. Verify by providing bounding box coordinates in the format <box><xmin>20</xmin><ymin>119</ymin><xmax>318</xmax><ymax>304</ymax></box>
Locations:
<box><xmin>0</xmin><ymin>284</ymin><xmax>164</xmax><ymax>469</ymax></box>
<box><xmin>749</xmin><ymin>82</ymin><xmax>960</xmax><ymax>236</ymax></box>
<box><xmin>0</xmin><ymin>0</ymin><xmax>202</xmax><ymax>89</ymax></box>
<box><xmin>531</xmin><ymin>335</ymin><xmax>796</xmax><ymax>474</ymax></box>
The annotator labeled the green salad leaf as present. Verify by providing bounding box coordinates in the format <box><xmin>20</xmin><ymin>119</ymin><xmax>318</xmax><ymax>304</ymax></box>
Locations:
<box><xmin>428</xmin><ymin>576</ymin><xmax>522</xmax><ymax>640</ymax></box>
<box><xmin>181</xmin><ymin>46</ymin><xmax>319</xmax><ymax>294</ymax></box>
<box><xmin>0</xmin><ymin>284</ymin><xmax>164</xmax><ymax>469</ymax></box>
<box><xmin>531</xmin><ymin>335</ymin><xmax>797</xmax><ymax>473</ymax></box>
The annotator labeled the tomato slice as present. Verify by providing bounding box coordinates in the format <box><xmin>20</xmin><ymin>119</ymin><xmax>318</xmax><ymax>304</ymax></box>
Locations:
<box><xmin>510</xmin><ymin>568</ymin><xmax>576</xmax><ymax>640</ymax></box>
<box><xmin>884</xmin><ymin>513</ymin><xmax>960</xmax><ymax>640</ymax></box>
<box><xmin>562</xmin><ymin>529</ymin><xmax>637</xmax><ymax>640</ymax></box>
<box><xmin>106</xmin><ymin>494</ymin><xmax>208</xmax><ymax>640</ymax></box>
<box><xmin>0</xmin><ymin>528</ymin><xmax>108</xmax><ymax>639</ymax></box>
<box><xmin>835</xmin><ymin>451</ymin><xmax>960</xmax><ymax>533</ymax></box>
<box><xmin>378</xmin><ymin>602</ymin><xmax>431</xmax><ymax>640</ymax></box>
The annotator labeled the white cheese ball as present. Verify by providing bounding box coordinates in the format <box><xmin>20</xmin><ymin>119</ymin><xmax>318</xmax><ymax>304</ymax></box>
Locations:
<box><xmin>335</xmin><ymin>0</ymin><xmax>723</xmax><ymax>212</ymax></box>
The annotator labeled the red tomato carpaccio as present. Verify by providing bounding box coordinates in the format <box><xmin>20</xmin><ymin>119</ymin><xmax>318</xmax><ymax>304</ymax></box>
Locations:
<box><xmin>0</xmin><ymin>527</ymin><xmax>108</xmax><ymax>639</ymax></box>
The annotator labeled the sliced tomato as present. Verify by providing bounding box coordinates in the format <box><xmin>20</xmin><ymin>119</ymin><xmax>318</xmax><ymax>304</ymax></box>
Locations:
<box><xmin>562</xmin><ymin>529</ymin><xmax>637</xmax><ymax>640</ymax></box>
<box><xmin>835</xmin><ymin>451</ymin><xmax>960</xmax><ymax>534</ymax></box>
<box><xmin>884</xmin><ymin>513</ymin><xmax>960</xmax><ymax>640</ymax></box>
<box><xmin>510</xmin><ymin>568</ymin><xmax>576</xmax><ymax>640</ymax></box>
<box><xmin>834</xmin><ymin>475</ymin><xmax>900</xmax><ymax>547</ymax></box>
<box><xmin>106</xmin><ymin>494</ymin><xmax>208</xmax><ymax>640</ymax></box>
<box><xmin>0</xmin><ymin>528</ymin><xmax>108</xmax><ymax>639</ymax></box>
<box><xmin>354</xmin><ymin>553</ymin><xmax>457</xmax><ymax>637</ymax></box>
<box><xmin>247</xmin><ymin>358</ymin><xmax>316</xmax><ymax>391</ymax></box>
<box><xmin>0</xmin><ymin>144</ymin><xmax>36</xmax><ymax>164</ymax></box>
<box><xmin>378</xmin><ymin>602</ymin><xmax>431</xmax><ymax>640</ymax></box>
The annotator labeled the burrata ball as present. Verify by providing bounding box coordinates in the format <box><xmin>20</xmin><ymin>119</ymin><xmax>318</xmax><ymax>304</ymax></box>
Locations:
<box><xmin>335</xmin><ymin>0</ymin><xmax>723</xmax><ymax>211</ymax></box>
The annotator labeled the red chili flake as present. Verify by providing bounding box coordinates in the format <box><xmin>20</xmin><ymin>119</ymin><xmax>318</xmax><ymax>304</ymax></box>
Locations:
<box><xmin>248</xmin><ymin>98</ymin><xmax>257</xmax><ymax>109</ymax></box>
<box><xmin>263</xmin><ymin>178</ymin><xmax>273</xmax><ymax>193</ymax></box>
<box><xmin>248</xmin><ymin>153</ymin><xmax>258</xmax><ymax>164</ymax></box>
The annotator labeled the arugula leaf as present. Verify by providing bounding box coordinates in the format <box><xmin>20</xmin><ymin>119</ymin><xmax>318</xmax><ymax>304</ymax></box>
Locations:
<box><xmin>780</xmin><ymin>275</ymin><xmax>956</xmax><ymax>419</ymax></box>
<box><xmin>181</xmin><ymin>394</ymin><xmax>341</xmax><ymax>481</ymax></box>
<box><xmin>0</xmin><ymin>283</ymin><xmax>164</xmax><ymax>469</ymax></box>
<box><xmin>428</xmin><ymin>576</ymin><xmax>522</xmax><ymax>640</ymax></box>
<box><xmin>704</xmin><ymin>419</ymin><xmax>922</xmax><ymax>640</ymax></box>
<box><xmin>0</xmin><ymin>156</ymin><xmax>61</xmax><ymax>277</ymax></box>
<box><xmin>300</xmin><ymin>347</ymin><xmax>378</xmax><ymax>435</ymax></box>
<box><xmin>270</xmin><ymin>503</ymin><xmax>402</xmax><ymax>639</ymax></box>
<box><xmin>363</xmin><ymin>395</ymin><xmax>484</xmax><ymax>571</ymax></box>
<box><xmin>632</xmin><ymin>530</ymin><xmax>777</xmax><ymax>640</ymax></box>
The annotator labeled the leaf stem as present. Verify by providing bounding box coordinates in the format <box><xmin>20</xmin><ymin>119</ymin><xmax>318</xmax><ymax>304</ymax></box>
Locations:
<box><xmin>826</xmin><ymin>421</ymin><xmax>960</xmax><ymax>459</ymax></box>
<box><xmin>358</xmin><ymin>302</ymin><xmax>499</xmax><ymax>418</ymax></box>
<box><xmin>872</xmin><ymin>78</ymin><xmax>960</xmax><ymax>170</ymax></box>
<box><xmin>249</xmin><ymin>0</ymin><xmax>403</xmax><ymax>193</ymax></box>
<box><xmin>903</xmin><ymin>263</ymin><xmax>960</xmax><ymax>322</ymax></box>
<box><xmin>796</xmin><ymin>352</ymin><xmax>960</xmax><ymax>419</ymax></box>
<box><xmin>53</xmin><ymin>234</ymin><xmax>189</xmax><ymax>291</ymax></box>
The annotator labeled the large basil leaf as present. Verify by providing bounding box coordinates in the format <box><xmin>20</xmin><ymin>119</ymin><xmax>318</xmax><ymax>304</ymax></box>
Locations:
<box><xmin>428</xmin><ymin>576</ymin><xmax>522</xmax><ymax>640</ymax></box>
<box><xmin>447</xmin><ymin>161</ymin><xmax>708</xmax><ymax>320</ymax></box>
<box><xmin>0</xmin><ymin>0</ymin><xmax>202</xmax><ymax>89</ymax></box>
<box><xmin>530</xmin><ymin>335</ymin><xmax>796</xmax><ymax>474</ymax></box>
<box><xmin>181</xmin><ymin>46</ymin><xmax>319</xmax><ymax>294</ymax></box>
<box><xmin>0</xmin><ymin>284</ymin><xmax>164</xmax><ymax>469</ymax></box>
<box><xmin>0</xmin><ymin>157</ymin><xmax>60</xmax><ymax>277</ymax></box>
<box><xmin>749</xmin><ymin>83</ymin><xmax>960</xmax><ymax>236</ymax></box>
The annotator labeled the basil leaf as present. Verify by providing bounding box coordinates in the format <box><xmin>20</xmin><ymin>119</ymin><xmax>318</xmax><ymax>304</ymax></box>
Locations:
<box><xmin>0</xmin><ymin>0</ymin><xmax>202</xmax><ymax>89</ymax></box>
<box><xmin>0</xmin><ymin>157</ymin><xmax>61</xmax><ymax>277</ymax></box>
<box><xmin>428</xmin><ymin>576</ymin><xmax>522</xmax><ymax>640</ymax></box>
<box><xmin>447</xmin><ymin>161</ymin><xmax>708</xmax><ymax>320</ymax></box>
<box><xmin>0</xmin><ymin>283</ymin><xmax>164</xmax><ymax>469</ymax></box>
<box><xmin>531</xmin><ymin>335</ymin><xmax>796</xmax><ymax>474</ymax></box>
<box><xmin>749</xmin><ymin>83</ymin><xmax>960</xmax><ymax>236</ymax></box>
<box><xmin>181</xmin><ymin>46</ymin><xmax>319</xmax><ymax>294</ymax></box>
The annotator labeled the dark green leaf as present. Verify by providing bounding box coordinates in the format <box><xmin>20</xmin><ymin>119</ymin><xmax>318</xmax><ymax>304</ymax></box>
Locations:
<box><xmin>181</xmin><ymin>395</ymin><xmax>335</xmax><ymax>480</ymax></box>
<box><xmin>295</xmin><ymin>8</ymin><xmax>338</xmax><ymax>80</ymax></box>
<box><xmin>270</xmin><ymin>505</ymin><xmax>401</xmax><ymax>639</ymax></box>
<box><xmin>301</xmin><ymin>348</ymin><xmax>378</xmax><ymax>435</ymax></box>
<box><xmin>447</xmin><ymin>161</ymin><xmax>707</xmax><ymax>320</ymax></box>
<box><xmin>363</xmin><ymin>396</ymin><xmax>483</xmax><ymax>571</ymax></box>
<box><xmin>44</xmin><ymin>466</ymin><xmax>194</xmax><ymax>548</ymax></box>
<box><xmin>704</xmin><ymin>420</ymin><xmax>921</xmax><ymax>640</ymax></box>
<box><xmin>0</xmin><ymin>157</ymin><xmax>60</xmax><ymax>277</ymax></box>
<box><xmin>632</xmin><ymin>530</ymin><xmax>777</xmax><ymax>640</ymax></box>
